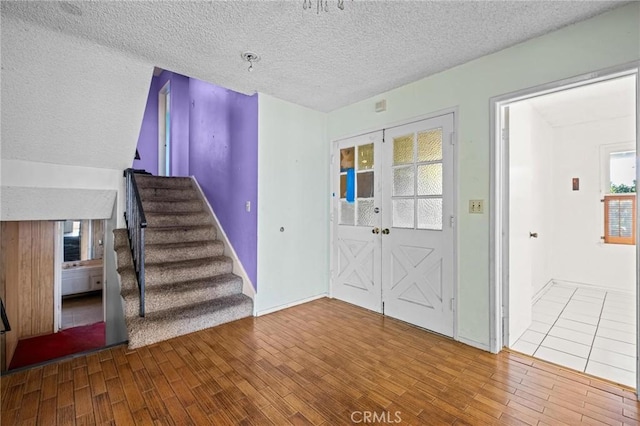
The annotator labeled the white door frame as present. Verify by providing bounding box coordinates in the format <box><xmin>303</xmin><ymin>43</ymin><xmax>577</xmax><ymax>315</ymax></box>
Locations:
<box><xmin>489</xmin><ymin>62</ymin><xmax>640</xmax><ymax>391</ymax></box>
<box><xmin>54</xmin><ymin>220</ymin><xmax>107</xmax><ymax>332</ymax></box>
<box><xmin>329</xmin><ymin>107</ymin><xmax>459</xmax><ymax>341</ymax></box>
<box><xmin>158</xmin><ymin>81</ymin><xmax>171</xmax><ymax>177</ymax></box>
<box><xmin>53</xmin><ymin>222</ymin><xmax>64</xmax><ymax>332</ymax></box>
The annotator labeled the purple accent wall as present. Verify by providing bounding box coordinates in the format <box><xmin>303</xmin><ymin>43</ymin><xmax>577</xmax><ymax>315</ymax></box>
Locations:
<box><xmin>133</xmin><ymin>72</ymin><xmax>259</xmax><ymax>289</ymax></box>
<box><xmin>188</xmin><ymin>78</ymin><xmax>258</xmax><ymax>288</ymax></box>
<box><xmin>132</xmin><ymin>76</ymin><xmax>158</xmax><ymax>174</ymax></box>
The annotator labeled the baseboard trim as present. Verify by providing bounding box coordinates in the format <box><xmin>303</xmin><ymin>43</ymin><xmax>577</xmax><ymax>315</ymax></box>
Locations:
<box><xmin>256</xmin><ymin>294</ymin><xmax>328</xmax><ymax>317</ymax></box>
<box><xmin>457</xmin><ymin>335</ymin><xmax>491</xmax><ymax>353</ymax></box>
<box><xmin>190</xmin><ymin>177</ymin><xmax>256</xmax><ymax>302</ymax></box>
<box><xmin>552</xmin><ymin>279</ymin><xmax>634</xmax><ymax>295</ymax></box>
<box><xmin>533</xmin><ymin>279</ymin><xmax>554</xmax><ymax>303</ymax></box>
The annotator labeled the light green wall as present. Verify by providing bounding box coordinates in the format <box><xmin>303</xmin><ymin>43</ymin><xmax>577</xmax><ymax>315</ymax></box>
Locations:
<box><xmin>328</xmin><ymin>4</ymin><xmax>640</xmax><ymax>347</ymax></box>
<box><xmin>256</xmin><ymin>94</ymin><xmax>329</xmax><ymax>313</ymax></box>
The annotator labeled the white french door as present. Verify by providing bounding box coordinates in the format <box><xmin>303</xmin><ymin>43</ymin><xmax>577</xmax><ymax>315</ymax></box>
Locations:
<box><xmin>381</xmin><ymin>114</ymin><xmax>455</xmax><ymax>337</ymax></box>
<box><xmin>332</xmin><ymin>113</ymin><xmax>455</xmax><ymax>337</ymax></box>
<box><xmin>332</xmin><ymin>131</ymin><xmax>383</xmax><ymax>313</ymax></box>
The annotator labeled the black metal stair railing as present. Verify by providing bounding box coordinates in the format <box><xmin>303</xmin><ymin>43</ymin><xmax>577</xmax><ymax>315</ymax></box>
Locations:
<box><xmin>0</xmin><ymin>298</ymin><xmax>10</xmax><ymax>334</ymax></box>
<box><xmin>124</xmin><ymin>168</ymin><xmax>148</xmax><ymax>317</ymax></box>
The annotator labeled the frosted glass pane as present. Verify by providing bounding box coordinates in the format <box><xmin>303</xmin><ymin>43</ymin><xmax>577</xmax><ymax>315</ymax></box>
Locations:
<box><xmin>417</xmin><ymin>164</ymin><xmax>443</xmax><ymax>196</ymax></box>
<box><xmin>393</xmin><ymin>134</ymin><xmax>414</xmax><ymax>165</ymax></box>
<box><xmin>418</xmin><ymin>198</ymin><xmax>442</xmax><ymax>230</ymax></box>
<box><xmin>418</xmin><ymin>129</ymin><xmax>442</xmax><ymax>162</ymax></box>
<box><xmin>393</xmin><ymin>166</ymin><xmax>414</xmax><ymax>196</ymax></box>
<box><xmin>358</xmin><ymin>144</ymin><xmax>374</xmax><ymax>170</ymax></box>
<box><xmin>340</xmin><ymin>147</ymin><xmax>354</xmax><ymax>171</ymax></box>
<box><xmin>357</xmin><ymin>172</ymin><xmax>374</xmax><ymax>198</ymax></box>
<box><xmin>340</xmin><ymin>201</ymin><xmax>354</xmax><ymax>226</ymax></box>
<box><xmin>393</xmin><ymin>199</ymin><xmax>414</xmax><ymax>228</ymax></box>
<box><xmin>340</xmin><ymin>174</ymin><xmax>346</xmax><ymax>199</ymax></box>
<box><xmin>357</xmin><ymin>199</ymin><xmax>375</xmax><ymax>226</ymax></box>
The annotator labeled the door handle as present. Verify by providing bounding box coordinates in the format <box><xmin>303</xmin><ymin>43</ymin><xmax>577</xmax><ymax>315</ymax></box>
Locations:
<box><xmin>372</xmin><ymin>227</ymin><xmax>380</xmax><ymax>234</ymax></box>
<box><xmin>529</xmin><ymin>232</ymin><xmax>538</xmax><ymax>238</ymax></box>
<box><xmin>382</xmin><ymin>228</ymin><xmax>390</xmax><ymax>235</ymax></box>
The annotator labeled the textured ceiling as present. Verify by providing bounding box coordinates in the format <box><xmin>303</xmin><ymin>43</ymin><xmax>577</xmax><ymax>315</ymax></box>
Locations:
<box><xmin>527</xmin><ymin>75</ymin><xmax>636</xmax><ymax>128</ymax></box>
<box><xmin>1</xmin><ymin>16</ymin><xmax>151</xmax><ymax>168</ymax></box>
<box><xmin>1</xmin><ymin>1</ymin><xmax>629</xmax><ymax>112</ymax></box>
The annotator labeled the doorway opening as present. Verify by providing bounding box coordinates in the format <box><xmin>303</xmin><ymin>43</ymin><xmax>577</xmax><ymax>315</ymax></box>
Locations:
<box><xmin>492</xmin><ymin>68</ymin><xmax>638</xmax><ymax>389</ymax></box>
<box><xmin>58</xmin><ymin>220</ymin><xmax>105</xmax><ymax>331</ymax></box>
<box><xmin>158</xmin><ymin>81</ymin><xmax>171</xmax><ymax>176</ymax></box>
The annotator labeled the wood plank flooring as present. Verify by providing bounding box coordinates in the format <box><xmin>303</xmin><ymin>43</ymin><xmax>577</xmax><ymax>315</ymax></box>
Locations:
<box><xmin>1</xmin><ymin>297</ymin><xmax>638</xmax><ymax>425</ymax></box>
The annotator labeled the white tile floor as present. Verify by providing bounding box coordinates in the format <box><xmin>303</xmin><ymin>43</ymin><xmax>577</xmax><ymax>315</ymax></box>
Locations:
<box><xmin>511</xmin><ymin>282</ymin><xmax>637</xmax><ymax>388</ymax></box>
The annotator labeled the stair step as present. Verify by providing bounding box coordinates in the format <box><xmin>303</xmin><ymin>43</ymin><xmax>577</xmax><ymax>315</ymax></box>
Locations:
<box><xmin>144</xmin><ymin>256</ymin><xmax>233</xmax><ymax>285</ymax></box>
<box><xmin>142</xmin><ymin>199</ymin><xmax>204</xmax><ymax>213</ymax></box>
<box><xmin>125</xmin><ymin>294</ymin><xmax>253</xmax><ymax>348</ymax></box>
<box><xmin>139</xmin><ymin>186</ymin><xmax>199</xmax><ymax>200</ymax></box>
<box><xmin>134</xmin><ymin>174</ymin><xmax>194</xmax><ymax>189</ymax></box>
<box><xmin>121</xmin><ymin>273</ymin><xmax>243</xmax><ymax>317</ymax></box>
<box><xmin>117</xmin><ymin>256</ymin><xmax>233</xmax><ymax>287</ymax></box>
<box><xmin>146</xmin><ymin>211</ymin><xmax>211</xmax><ymax>227</ymax></box>
<box><xmin>145</xmin><ymin>225</ymin><xmax>216</xmax><ymax>245</ymax></box>
<box><xmin>114</xmin><ymin>240</ymin><xmax>225</xmax><ymax>268</ymax></box>
<box><xmin>145</xmin><ymin>240</ymin><xmax>224</xmax><ymax>263</ymax></box>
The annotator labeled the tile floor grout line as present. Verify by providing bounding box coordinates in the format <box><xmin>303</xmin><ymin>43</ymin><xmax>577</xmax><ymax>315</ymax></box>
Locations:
<box><xmin>531</xmin><ymin>285</ymin><xmax>578</xmax><ymax>359</ymax></box>
<box><xmin>584</xmin><ymin>291</ymin><xmax>608</xmax><ymax>374</ymax></box>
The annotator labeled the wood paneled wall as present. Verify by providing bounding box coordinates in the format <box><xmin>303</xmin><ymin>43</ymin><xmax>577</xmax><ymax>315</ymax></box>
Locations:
<box><xmin>1</xmin><ymin>222</ymin><xmax>19</xmax><ymax>370</ymax></box>
<box><xmin>0</xmin><ymin>221</ymin><xmax>55</xmax><ymax>370</ymax></box>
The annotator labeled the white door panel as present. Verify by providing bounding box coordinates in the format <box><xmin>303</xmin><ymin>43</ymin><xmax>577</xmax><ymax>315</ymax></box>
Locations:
<box><xmin>332</xmin><ymin>132</ymin><xmax>383</xmax><ymax>313</ymax></box>
<box><xmin>381</xmin><ymin>114</ymin><xmax>455</xmax><ymax>337</ymax></box>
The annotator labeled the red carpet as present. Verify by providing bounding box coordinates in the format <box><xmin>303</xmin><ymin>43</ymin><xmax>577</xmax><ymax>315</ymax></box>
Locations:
<box><xmin>9</xmin><ymin>322</ymin><xmax>105</xmax><ymax>370</ymax></box>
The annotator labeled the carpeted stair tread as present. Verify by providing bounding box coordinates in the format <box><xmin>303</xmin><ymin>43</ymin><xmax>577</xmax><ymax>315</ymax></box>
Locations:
<box><xmin>145</xmin><ymin>225</ymin><xmax>217</xmax><ymax>244</ymax></box>
<box><xmin>134</xmin><ymin>174</ymin><xmax>194</xmax><ymax>189</ymax></box>
<box><xmin>145</xmin><ymin>211</ymin><xmax>212</xmax><ymax>227</ymax></box>
<box><xmin>125</xmin><ymin>294</ymin><xmax>253</xmax><ymax>348</ymax></box>
<box><xmin>139</xmin><ymin>186</ymin><xmax>200</xmax><ymax>200</ymax></box>
<box><xmin>114</xmin><ymin>240</ymin><xmax>224</xmax><ymax>267</ymax></box>
<box><xmin>119</xmin><ymin>256</ymin><xmax>233</xmax><ymax>286</ymax></box>
<box><xmin>145</xmin><ymin>240</ymin><xmax>224</xmax><ymax>263</ymax></box>
<box><xmin>142</xmin><ymin>199</ymin><xmax>204</xmax><ymax>213</ymax></box>
<box><xmin>121</xmin><ymin>274</ymin><xmax>242</xmax><ymax>317</ymax></box>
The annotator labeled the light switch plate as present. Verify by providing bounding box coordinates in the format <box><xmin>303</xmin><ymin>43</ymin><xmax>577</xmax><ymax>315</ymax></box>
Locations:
<box><xmin>469</xmin><ymin>200</ymin><xmax>484</xmax><ymax>214</ymax></box>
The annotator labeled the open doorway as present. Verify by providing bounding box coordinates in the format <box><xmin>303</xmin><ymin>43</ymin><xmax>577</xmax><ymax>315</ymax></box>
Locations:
<box><xmin>58</xmin><ymin>220</ymin><xmax>105</xmax><ymax>331</ymax></box>
<box><xmin>158</xmin><ymin>81</ymin><xmax>171</xmax><ymax>176</ymax></box>
<box><xmin>492</xmin><ymin>69</ymin><xmax>638</xmax><ymax>388</ymax></box>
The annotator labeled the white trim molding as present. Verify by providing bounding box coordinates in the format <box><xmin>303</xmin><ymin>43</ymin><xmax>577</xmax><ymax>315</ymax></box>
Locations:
<box><xmin>190</xmin><ymin>177</ymin><xmax>256</xmax><ymax>307</ymax></box>
<box><xmin>255</xmin><ymin>293</ymin><xmax>328</xmax><ymax>317</ymax></box>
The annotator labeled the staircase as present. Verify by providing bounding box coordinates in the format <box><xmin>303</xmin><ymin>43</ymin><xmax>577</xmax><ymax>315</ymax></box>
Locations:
<box><xmin>114</xmin><ymin>173</ymin><xmax>253</xmax><ymax>349</ymax></box>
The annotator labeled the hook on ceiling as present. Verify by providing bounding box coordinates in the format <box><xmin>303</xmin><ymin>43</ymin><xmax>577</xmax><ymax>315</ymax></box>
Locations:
<box><xmin>241</xmin><ymin>51</ymin><xmax>260</xmax><ymax>73</ymax></box>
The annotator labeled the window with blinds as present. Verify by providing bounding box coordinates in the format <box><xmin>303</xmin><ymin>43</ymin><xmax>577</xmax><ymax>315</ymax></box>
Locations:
<box><xmin>604</xmin><ymin>194</ymin><xmax>636</xmax><ymax>245</ymax></box>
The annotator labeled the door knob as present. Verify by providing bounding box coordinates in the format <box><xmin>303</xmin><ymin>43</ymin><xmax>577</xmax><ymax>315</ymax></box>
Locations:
<box><xmin>372</xmin><ymin>227</ymin><xmax>380</xmax><ymax>234</ymax></box>
<box><xmin>529</xmin><ymin>232</ymin><xmax>538</xmax><ymax>238</ymax></box>
<box><xmin>382</xmin><ymin>228</ymin><xmax>390</xmax><ymax>235</ymax></box>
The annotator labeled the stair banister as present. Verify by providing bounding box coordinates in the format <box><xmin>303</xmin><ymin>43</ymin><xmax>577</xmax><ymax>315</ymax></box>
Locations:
<box><xmin>124</xmin><ymin>168</ymin><xmax>148</xmax><ymax>317</ymax></box>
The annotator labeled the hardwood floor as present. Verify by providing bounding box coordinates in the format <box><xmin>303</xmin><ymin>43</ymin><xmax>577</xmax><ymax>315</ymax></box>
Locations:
<box><xmin>1</xmin><ymin>297</ymin><xmax>638</xmax><ymax>425</ymax></box>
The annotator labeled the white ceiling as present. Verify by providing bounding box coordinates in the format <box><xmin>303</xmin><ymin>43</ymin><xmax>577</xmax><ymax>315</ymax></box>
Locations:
<box><xmin>0</xmin><ymin>1</ymin><xmax>629</xmax><ymax>112</ymax></box>
<box><xmin>526</xmin><ymin>75</ymin><xmax>636</xmax><ymax>128</ymax></box>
